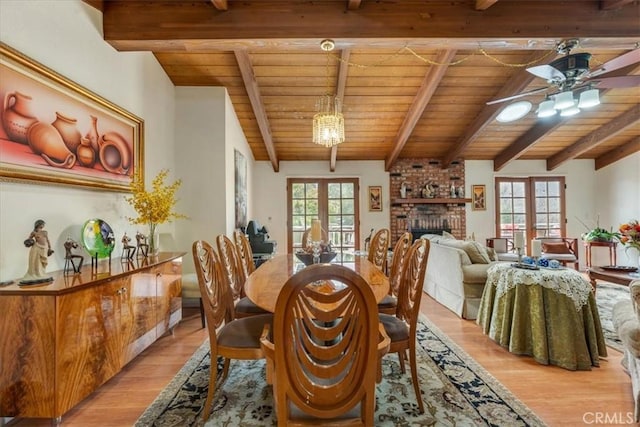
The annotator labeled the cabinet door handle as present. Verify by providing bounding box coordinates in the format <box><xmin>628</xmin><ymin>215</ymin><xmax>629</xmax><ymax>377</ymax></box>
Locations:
<box><xmin>121</xmin><ymin>287</ymin><xmax>128</xmax><ymax>294</ymax></box>
<box><xmin>115</xmin><ymin>289</ymin><xmax>122</xmax><ymax>296</ymax></box>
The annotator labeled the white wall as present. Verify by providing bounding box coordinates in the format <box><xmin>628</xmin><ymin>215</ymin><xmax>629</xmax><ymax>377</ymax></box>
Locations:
<box><xmin>253</xmin><ymin>160</ymin><xmax>389</xmax><ymax>253</ymax></box>
<box><xmin>594</xmin><ymin>152</ymin><xmax>640</xmax><ymax>266</ymax></box>
<box><xmin>174</xmin><ymin>87</ymin><xmax>254</xmax><ymax>273</ymax></box>
<box><xmin>0</xmin><ymin>1</ymin><xmax>176</xmax><ymax>280</ymax></box>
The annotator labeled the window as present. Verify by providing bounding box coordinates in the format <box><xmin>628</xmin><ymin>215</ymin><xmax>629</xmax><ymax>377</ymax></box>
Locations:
<box><xmin>495</xmin><ymin>177</ymin><xmax>566</xmax><ymax>251</ymax></box>
<box><xmin>287</xmin><ymin>178</ymin><xmax>359</xmax><ymax>254</ymax></box>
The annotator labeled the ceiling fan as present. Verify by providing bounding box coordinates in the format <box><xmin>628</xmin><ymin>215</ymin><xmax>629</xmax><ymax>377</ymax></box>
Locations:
<box><xmin>488</xmin><ymin>39</ymin><xmax>640</xmax><ymax>121</ymax></box>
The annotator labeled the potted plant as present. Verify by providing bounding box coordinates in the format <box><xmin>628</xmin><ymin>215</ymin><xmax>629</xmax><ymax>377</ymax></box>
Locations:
<box><xmin>125</xmin><ymin>169</ymin><xmax>187</xmax><ymax>255</ymax></box>
<box><xmin>577</xmin><ymin>216</ymin><xmax>620</xmax><ymax>242</ymax></box>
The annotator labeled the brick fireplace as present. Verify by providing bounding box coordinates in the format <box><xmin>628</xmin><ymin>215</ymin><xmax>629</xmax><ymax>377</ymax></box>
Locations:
<box><xmin>389</xmin><ymin>158</ymin><xmax>470</xmax><ymax>243</ymax></box>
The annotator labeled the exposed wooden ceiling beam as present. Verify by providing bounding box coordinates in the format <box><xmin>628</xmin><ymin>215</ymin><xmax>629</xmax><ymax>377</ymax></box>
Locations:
<box><xmin>600</xmin><ymin>0</ymin><xmax>635</xmax><ymax>10</ymax></box>
<box><xmin>385</xmin><ymin>50</ymin><xmax>457</xmax><ymax>171</ymax></box>
<box><xmin>441</xmin><ymin>51</ymin><xmax>547</xmax><ymax>168</ymax></box>
<box><xmin>330</xmin><ymin>49</ymin><xmax>351</xmax><ymax>172</ymax></box>
<box><xmin>82</xmin><ymin>0</ymin><xmax>103</xmax><ymax>11</ymax></box>
<box><xmin>595</xmin><ymin>136</ymin><xmax>640</xmax><ymax>170</ymax></box>
<box><xmin>234</xmin><ymin>50</ymin><xmax>279</xmax><ymax>172</ymax></box>
<box><xmin>210</xmin><ymin>0</ymin><xmax>228</xmax><ymax>11</ymax></box>
<box><xmin>547</xmin><ymin>105</ymin><xmax>640</xmax><ymax>170</ymax></box>
<box><xmin>348</xmin><ymin>0</ymin><xmax>362</xmax><ymax>10</ymax></box>
<box><xmin>493</xmin><ymin>116</ymin><xmax>566</xmax><ymax>171</ymax></box>
<box><xmin>102</xmin><ymin>1</ymin><xmax>639</xmax><ymax>52</ymax></box>
<box><xmin>476</xmin><ymin>0</ymin><xmax>499</xmax><ymax>10</ymax></box>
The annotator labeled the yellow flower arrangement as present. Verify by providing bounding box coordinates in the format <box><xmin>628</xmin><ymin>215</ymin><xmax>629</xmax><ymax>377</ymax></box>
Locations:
<box><xmin>126</xmin><ymin>169</ymin><xmax>187</xmax><ymax>254</ymax></box>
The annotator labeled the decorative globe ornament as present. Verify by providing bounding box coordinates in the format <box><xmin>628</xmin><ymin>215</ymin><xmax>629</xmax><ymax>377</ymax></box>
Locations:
<box><xmin>537</xmin><ymin>258</ymin><xmax>550</xmax><ymax>268</ymax></box>
<box><xmin>81</xmin><ymin>219</ymin><xmax>115</xmax><ymax>258</ymax></box>
<box><xmin>521</xmin><ymin>256</ymin><xmax>535</xmax><ymax>265</ymax></box>
<box><xmin>548</xmin><ymin>259</ymin><xmax>561</xmax><ymax>269</ymax></box>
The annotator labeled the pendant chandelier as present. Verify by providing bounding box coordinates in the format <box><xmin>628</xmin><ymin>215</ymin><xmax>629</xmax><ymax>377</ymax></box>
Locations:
<box><xmin>313</xmin><ymin>39</ymin><xmax>345</xmax><ymax>147</ymax></box>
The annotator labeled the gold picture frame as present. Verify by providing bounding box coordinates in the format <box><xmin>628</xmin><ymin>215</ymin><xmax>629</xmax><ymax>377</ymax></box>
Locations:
<box><xmin>368</xmin><ymin>186</ymin><xmax>382</xmax><ymax>212</ymax></box>
<box><xmin>472</xmin><ymin>184</ymin><xmax>486</xmax><ymax>211</ymax></box>
<box><xmin>0</xmin><ymin>42</ymin><xmax>144</xmax><ymax>192</ymax></box>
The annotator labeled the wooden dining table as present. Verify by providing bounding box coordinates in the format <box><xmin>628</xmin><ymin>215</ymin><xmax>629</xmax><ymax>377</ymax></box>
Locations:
<box><xmin>244</xmin><ymin>253</ymin><xmax>390</xmax><ymax>312</ymax></box>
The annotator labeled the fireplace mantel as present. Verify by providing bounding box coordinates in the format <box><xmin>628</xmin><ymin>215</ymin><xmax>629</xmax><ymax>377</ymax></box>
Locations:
<box><xmin>392</xmin><ymin>198</ymin><xmax>472</xmax><ymax>205</ymax></box>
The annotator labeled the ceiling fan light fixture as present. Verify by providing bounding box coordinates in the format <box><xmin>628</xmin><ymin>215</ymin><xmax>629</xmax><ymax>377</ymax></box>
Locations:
<box><xmin>496</xmin><ymin>101</ymin><xmax>532</xmax><ymax>123</ymax></box>
<box><xmin>537</xmin><ymin>99</ymin><xmax>557</xmax><ymax>118</ymax></box>
<box><xmin>560</xmin><ymin>102</ymin><xmax>580</xmax><ymax>117</ymax></box>
<box><xmin>553</xmin><ymin>91</ymin><xmax>575</xmax><ymax>110</ymax></box>
<box><xmin>578</xmin><ymin>88</ymin><xmax>600</xmax><ymax>109</ymax></box>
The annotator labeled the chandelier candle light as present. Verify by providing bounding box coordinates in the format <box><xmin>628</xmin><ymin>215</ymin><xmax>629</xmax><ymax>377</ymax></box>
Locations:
<box><xmin>313</xmin><ymin>39</ymin><xmax>345</xmax><ymax>147</ymax></box>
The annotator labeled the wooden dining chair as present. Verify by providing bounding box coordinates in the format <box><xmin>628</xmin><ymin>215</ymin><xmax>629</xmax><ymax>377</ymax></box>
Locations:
<box><xmin>260</xmin><ymin>264</ymin><xmax>390</xmax><ymax>426</ymax></box>
<box><xmin>192</xmin><ymin>240</ymin><xmax>273</xmax><ymax>422</ymax></box>
<box><xmin>379</xmin><ymin>237</ymin><xmax>431</xmax><ymax>413</ymax></box>
<box><xmin>216</xmin><ymin>234</ymin><xmax>269</xmax><ymax>318</ymax></box>
<box><xmin>378</xmin><ymin>231</ymin><xmax>412</xmax><ymax>315</ymax></box>
<box><xmin>233</xmin><ymin>229</ymin><xmax>256</xmax><ymax>284</ymax></box>
<box><xmin>368</xmin><ymin>228</ymin><xmax>390</xmax><ymax>272</ymax></box>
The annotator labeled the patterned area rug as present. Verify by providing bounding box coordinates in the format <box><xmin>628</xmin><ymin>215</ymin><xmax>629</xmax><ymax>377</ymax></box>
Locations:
<box><xmin>136</xmin><ymin>315</ymin><xmax>545</xmax><ymax>426</ymax></box>
<box><xmin>596</xmin><ymin>282</ymin><xmax>630</xmax><ymax>353</ymax></box>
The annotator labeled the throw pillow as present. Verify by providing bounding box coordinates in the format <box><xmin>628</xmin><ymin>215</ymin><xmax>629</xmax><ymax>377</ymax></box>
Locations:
<box><xmin>442</xmin><ymin>231</ymin><xmax>457</xmax><ymax>240</ymax></box>
<box><xmin>439</xmin><ymin>239</ymin><xmax>491</xmax><ymax>264</ymax></box>
<box><xmin>542</xmin><ymin>242</ymin><xmax>571</xmax><ymax>254</ymax></box>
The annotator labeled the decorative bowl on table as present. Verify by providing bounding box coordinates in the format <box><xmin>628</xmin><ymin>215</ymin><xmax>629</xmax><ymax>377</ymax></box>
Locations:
<box><xmin>295</xmin><ymin>251</ymin><xmax>337</xmax><ymax>266</ymax></box>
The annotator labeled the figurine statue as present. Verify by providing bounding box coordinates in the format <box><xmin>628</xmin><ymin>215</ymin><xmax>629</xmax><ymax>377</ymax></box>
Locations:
<box><xmin>22</xmin><ymin>219</ymin><xmax>54</xmax><ymax>282</ymax></box>
<box><xmin>400</xmin><ymin>181</ymin><xmax>408</xmax><ymax>199</ymax></box>
<box><xmin>450</xmin><ymin>184</ymin><xmax>456</xmax><ymax>198</ymax></box>
<box><xmin>422</xmin><ymin>182</ymin><xmax>435</xmax><ymax>198</ymax></box>
<box><xmin>64</xmin><ymin>237</ymin><xmax>84</xmax><ymax>274</ymax></box>
<box><xmin>122</xmin><ymin>233</ymin><xmax>136</xmax><ymax>260</ymax></box>
<box><xmin>136</xmin><ymin>231</ymin><xmax>149</xmax><ymax>258</ymax></box>
<box><xmin>457</xmin><ymin>185</ymin><xmax>464</xmax><ymax>198</ymax></box>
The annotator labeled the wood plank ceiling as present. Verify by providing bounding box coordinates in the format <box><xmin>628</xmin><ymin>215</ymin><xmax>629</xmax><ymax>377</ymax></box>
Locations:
<box><xmin>95</xmin><ymin>0</ymin><xmax>640</xmax><ymax>172</ymax></box>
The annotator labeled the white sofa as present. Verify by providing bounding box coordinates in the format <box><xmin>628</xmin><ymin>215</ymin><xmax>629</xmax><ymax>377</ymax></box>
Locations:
<box><xmin>421</xmin><ymin>235</ymin><xmax>499</xmax><ymax>320</ymax></box>
<box><xmin>612</xmin><ymin>279</ymin><xmax>640</xmax><ymax>422</ymax></box>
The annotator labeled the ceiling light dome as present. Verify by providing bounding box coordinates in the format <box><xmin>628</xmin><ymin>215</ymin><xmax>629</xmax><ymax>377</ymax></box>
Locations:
<box><xmin>560</xmin><ymin>101</ymin><xmax>580</xmax><ymax>117</ymax></box>
<box><xmin>578</xmin><ymin>88</ymin><xmax>600</xmax><ymax>109</ymax></box>
<box><xmin>553</xmin><ymin>91</ymin><xmax>575</xmax><ymax>110</ymax></box>
<box><xmin>537</xmin><ymin>99</ymin><xmax>557</xmax><ymax>118</ymax></box>
<box><xmin>496</xmin><ymin>101</ymin><xmax>532</xmax><ymax>123</ymax></box>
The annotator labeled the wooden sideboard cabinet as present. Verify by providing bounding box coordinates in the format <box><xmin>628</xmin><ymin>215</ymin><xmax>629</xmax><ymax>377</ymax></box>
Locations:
<box><xmin>0</xmin><ymin>252</ymin><xmax>185</xmax><ymax>421</ymax></box>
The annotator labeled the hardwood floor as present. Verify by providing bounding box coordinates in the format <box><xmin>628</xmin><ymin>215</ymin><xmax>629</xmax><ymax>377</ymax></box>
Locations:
<box><xmin>6</xmin><ymin>297</ymin><xmax>634</xmax><ymax>427</ymax></box>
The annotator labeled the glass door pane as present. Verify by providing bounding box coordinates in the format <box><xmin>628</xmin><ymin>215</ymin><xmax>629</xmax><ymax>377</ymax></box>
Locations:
<box><xmin>288</xmin><ymin>178</ymin><xmax>359</xmax><ymax>254</ymax></box>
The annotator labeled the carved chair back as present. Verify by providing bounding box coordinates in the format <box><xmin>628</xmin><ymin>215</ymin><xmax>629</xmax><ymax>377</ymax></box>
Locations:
<box><xmin>368</xmin><ymin>228</ymin><xmax>390</xmax><ymax>272</ymax></box>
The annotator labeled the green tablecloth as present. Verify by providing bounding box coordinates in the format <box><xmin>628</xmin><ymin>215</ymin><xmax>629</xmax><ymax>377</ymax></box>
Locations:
<box><xmin>477</xmin><ymin>263</ymin><xmax>607</xmax><ymax>371</ymax></box>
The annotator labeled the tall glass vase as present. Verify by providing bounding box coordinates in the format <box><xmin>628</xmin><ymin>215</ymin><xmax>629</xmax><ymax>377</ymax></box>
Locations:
<box><xmin>148</xmin><ymin>223</ymin><xmax>159</xmax><ymax>256</ymax></box>
<box><xmin>628</xmin><ymin>246</ymin><xmax>640</xmax><ymax>278</ymax></box>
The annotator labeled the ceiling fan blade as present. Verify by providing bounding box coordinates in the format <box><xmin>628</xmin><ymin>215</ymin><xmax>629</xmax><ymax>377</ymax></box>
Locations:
<box><xmin>588</xmin><ymin>49</ymin><xmax>640</xmax><ymax>78</ymax></box>
<box><xmin>587</xmin><ymin>75</ymin><xmax>640</xmax><ymax>88</ymax></box>
<box><xmin>486</xmin><ymin>87</ymin><xmax>549</xmax><ymax>105</ymax></box>
<box><xmin>526</xmin><ymin>65</ymin><xmax>566</xmax><ymax>82</ymax></box>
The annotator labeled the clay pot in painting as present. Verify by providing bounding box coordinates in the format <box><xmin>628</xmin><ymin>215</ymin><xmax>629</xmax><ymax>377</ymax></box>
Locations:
<box><xmin>77</xmin><ymin>137</ymin><xmax>96</xmax><ymax>168</ymax></box>
<box><xmin>51</xmin><ymin>112</ymin><xmax>81</xmax><ymax>154</ymax></box>
<box><xmin>98</xmin><ymin>131</ymin><xmax>131</xmax><ymax>175</ymax></box>
<box><xmin>2</xmin><ymin>91</ymin><xmax>38</xmax><ymax>144</ymax></box>
<box><xmin>84</xmin><ymin>115</ymin><xmax>99</xmax><ymax>153</ymax></box>
<box><xmin>27</xmin><ymin>122</ymin><xmax>77</xmax><ymax>169</ymax></box>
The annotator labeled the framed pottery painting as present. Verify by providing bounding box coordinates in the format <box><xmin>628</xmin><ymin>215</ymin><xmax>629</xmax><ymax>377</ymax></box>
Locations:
<box><xmin>368</xmin><ymin>186</ymin><xmax>382</xmax><ymax>212</ymax></box>
<box><xmin>0</xmin><ymin>42</ymin><xmax>144</xmax><ymax>192</ymax></box>
<box><xmin>472</xmin><ymin>184</ymin><xmax>486</xmax><ymax>211</ymax></box>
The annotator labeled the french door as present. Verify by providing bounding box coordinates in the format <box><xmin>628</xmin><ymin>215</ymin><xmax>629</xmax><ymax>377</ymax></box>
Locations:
<box><xmin>287</xmin><ymin>178</ymin><xmax>360</xmax><ymax>254</ymax></box>
<box><xmin>495</xmin><ymin>177</ymin><xmax>566</xmax><ymax>251</ymax></box>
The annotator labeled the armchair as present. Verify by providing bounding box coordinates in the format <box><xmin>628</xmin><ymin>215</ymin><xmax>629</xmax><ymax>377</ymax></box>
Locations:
<box><xmin>538</xmin><ymin>237</ymin><xmax>579</xmax><ymax>270</ymax></box>
<box><xmin>613</xmin><ymin>279</ymin><xmax>640</xmax><ymax>422</ymax></box>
